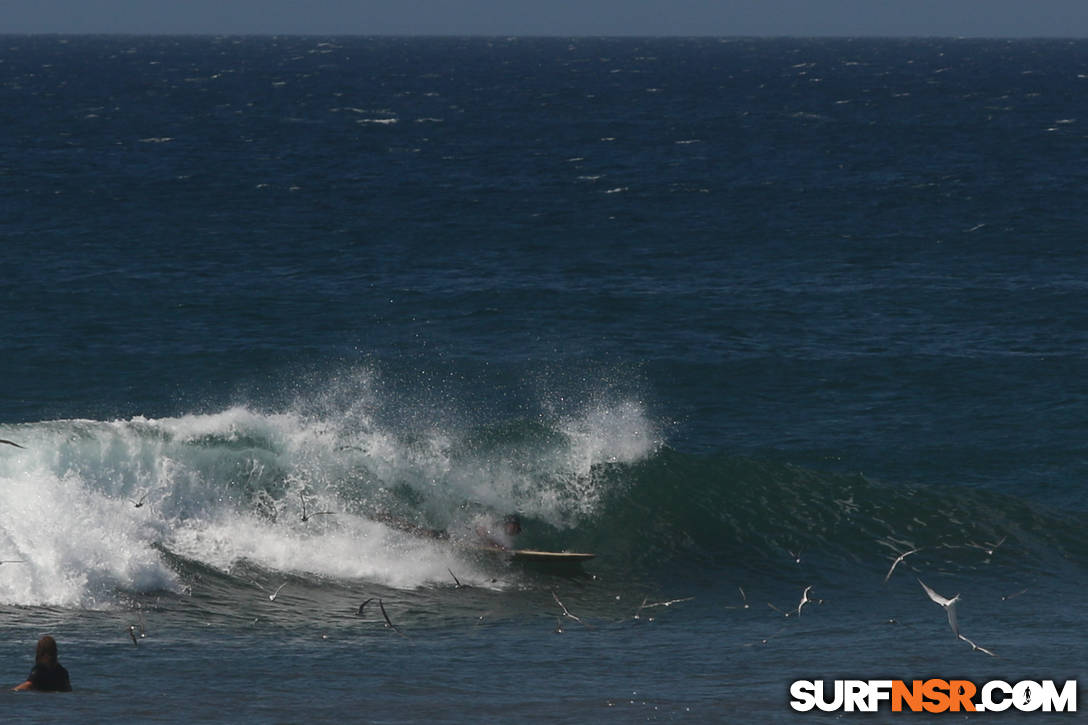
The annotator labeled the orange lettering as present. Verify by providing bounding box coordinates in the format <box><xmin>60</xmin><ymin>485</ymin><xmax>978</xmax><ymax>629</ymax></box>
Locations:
<box><xmin>948</xmin><ymin>680</ymin><xmax>977</xmax><ymax>712</ymax></box>
<box><xmin>922</xmin><ymin>679</ymin><xmax>950</xmax><ymax>713</ymax></box>
<box><xmin>892</xmin><ymin>680</ymin><xmax>924</xmax><ymax>712</ymax></box>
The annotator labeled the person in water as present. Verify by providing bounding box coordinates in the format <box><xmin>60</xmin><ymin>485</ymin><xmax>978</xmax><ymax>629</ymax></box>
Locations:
<box><xmin>476</xmin><ymin>514</ymin><xmax>522</xmax><ymax>550</ymax></box>
<box><xmin>13</xmin><ymin>635</ymin><xmax>72</xmax><ymax>692</ymax></box>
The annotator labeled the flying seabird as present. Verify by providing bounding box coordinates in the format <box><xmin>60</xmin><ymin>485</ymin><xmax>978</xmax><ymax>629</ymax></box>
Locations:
<box><xmin>767</xmin><ymin>601</ymin><xmax>793</xmax><ymax>617</ymax></box>
<box><xmin>251</xmin><ymin>580</ymin><xmax>288</xmax><ymax>602</ymax></box>
<box><xmin>448</xmin><ymin>569</ymin><xmax>469</xmax><ymax>589</ymax></box>
<box><xmin>636</xmin><ymin>596</ymin><xmax>694</xmax><ymax>621</ymax></box>
<box><xmin>0</xmin><ymin>439</ymin><xmax>25</xmax><ymax>449</ymax></box>
<box><xmin>918</xmin><ymin>578</ymin><xmax>960</xmax><ymax>637</ymax></box>
<box><xmin>796</xmin><ymin>586</ymin><xmax>818</xmax><ymax>616</ymax></box>
<box><xmin>378</xmin><ymin>599</ymin><xmax>405</xmax><ymax>636</ymax></box>
<box><xmin>553</xmin><ymin>591</ymin><xmax>587</xmax><ymax>626</ymax></box>
<box><xmin>968</xmin><ymin>536</ymin><xmax>1007</xmax><ymax>556</ymax></box>
<box><xmin>883</xmin><ymin>547</ymin><xmax>922</xmax><ymax>584</ymax></box>
<box><xmin>299</xmin><ymin>493</ymin><xmax>334</xmax><ymax>523</ymax></box>
<box><xmin>958</xmin><ymin>633</ymin><xmax>998</xmax><ymax>657</ymax></box>
<box><xmin>725</xmin><ymin>586</ymin><xmax>750</xmax><ymax>610</ymax></box>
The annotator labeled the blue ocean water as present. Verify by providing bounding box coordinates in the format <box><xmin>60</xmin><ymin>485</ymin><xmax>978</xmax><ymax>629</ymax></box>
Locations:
<box><xmin>1</xmin><ymin>36</ymin><xmax>1087</xmax><ymax>722</ymax></box>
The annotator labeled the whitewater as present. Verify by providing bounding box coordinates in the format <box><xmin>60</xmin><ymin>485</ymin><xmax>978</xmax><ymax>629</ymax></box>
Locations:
<box><xmin>1</xmin><ymin>373</ymin><xmax>662</xmax><ymax>608</ymax></box>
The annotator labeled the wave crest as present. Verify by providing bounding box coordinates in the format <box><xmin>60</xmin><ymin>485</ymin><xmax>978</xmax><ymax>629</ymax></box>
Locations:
<box><xmin>0</xmin><ymin>388</ymin><xmax>660</xmax><ymax>606</ymax></box>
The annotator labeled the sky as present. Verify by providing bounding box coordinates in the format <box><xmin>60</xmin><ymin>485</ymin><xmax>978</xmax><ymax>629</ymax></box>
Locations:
<box><xmin>1</xmin><ymin>0</ymin><xmax>1087</xmax><ymax>37</ymax></box>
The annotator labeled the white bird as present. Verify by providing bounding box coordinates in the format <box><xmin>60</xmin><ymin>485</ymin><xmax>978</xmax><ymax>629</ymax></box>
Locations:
<box><xmin>967</xmin><ymin>536</ymin><xmax>1007</xmax><ymax>556</ymax></box>
<box><xmin>918</xmin><ymin>578</ymin><xmax>960</xmax><ymax>637</ymax></box>
<box><xmin>958</xmin><ymin>633</ymin><xmax>997</xmax><ymax>657</ymax></box>
<box><xmin>641</xmin><ymin>596</ymin><xmax>694</xmax><ymax>609</ymax></box>
<box><xmin>634</xmin><ymin>595</ymin><xmax>693</xmax><ymax>621</ymax></box>
<box><xmin>252</xmin><ymin>580</ymin><xmax>288</xmax><ymax>602</ymax></box>
<box><xmin>767</xmin><ymin>601</ymin><xmax>793</xmax><ymax>618</ymax></box>
<box><xmin>725</xmin><ymin>586</ymin><xmax>750</xmax><ymax>610</ymax></box>
<box><xmin>553</xmin><ymin>591</ymin><xmax>586</xmax><ymax>626</ymax></box>
<box><xmin>883</xmin><ymin>547</ymin><xmax>922</xmax><ymax>584</ymax></box>
<box><xmin>796</xmin><ymin>585</ymin><xmax>818</xmax><ymax>616</ymax></box>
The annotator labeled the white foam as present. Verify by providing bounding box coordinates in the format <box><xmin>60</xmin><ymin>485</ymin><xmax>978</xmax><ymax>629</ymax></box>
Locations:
<box><xmin>0</xmin><ymin>373</ymin><xmax>660</xmax><ymax>605</ymax></box>
<box><xmin>166</xmin><ymin>512</ymin><xmax>475</xmax><ymax>590</ymax></box>
<box><xmin>0</xmin><ymin>463</ymin><xmax>178</xmax><ymax>608</ymax></box>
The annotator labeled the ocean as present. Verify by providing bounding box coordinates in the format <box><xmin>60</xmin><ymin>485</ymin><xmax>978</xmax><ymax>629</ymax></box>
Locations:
<box><xmin>1</xmin><ymin>35</ymin><xmax>1086</xmax><ymax>722</ymax></box>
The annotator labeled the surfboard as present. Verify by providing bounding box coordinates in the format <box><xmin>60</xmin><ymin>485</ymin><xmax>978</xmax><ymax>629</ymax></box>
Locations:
<box><xmin>467</xmin><ymin>544</ymin><xmax>595</xmax><ymax>563</ymax></box>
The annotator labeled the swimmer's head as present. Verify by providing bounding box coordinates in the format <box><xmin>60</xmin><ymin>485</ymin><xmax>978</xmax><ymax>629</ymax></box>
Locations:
<box><xmin>35</xmin><ymin>636</ymin><xmax>58</xmax><ymax>665</ymax></box>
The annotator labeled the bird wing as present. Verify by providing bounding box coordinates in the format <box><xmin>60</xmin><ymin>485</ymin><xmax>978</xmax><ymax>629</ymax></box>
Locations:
<box><xmin>378</xmin><ymin>598</ymin><xmax>405</xmax><ymax>635</ymax></box>
<box><xmin>958</xmin><ymin>634</ymin><xmax>996</xmax><ymax>657</ymax></box>
<box><xmin>917</xmin><ymin>578</ymin><xmax>951</xmax><ymax>606</ymax></box>
<box><xmin>945</xmin><ymin>599</ymin><xmax>959</xmax><ymax>637</ymax></box>
<box><xmin>883</xmin><ymin>560</ymin><xmax>898</xmax><ymax>584</ymax></box>
<box><xmin>797</xmin><ymin>586</ymin><xmax>812</xmax><ymax>615</ymax></box>
<box><xmin>889</xmin><ymin>547</ymin><xmax>922</xmax><ymax>580</ymax></box>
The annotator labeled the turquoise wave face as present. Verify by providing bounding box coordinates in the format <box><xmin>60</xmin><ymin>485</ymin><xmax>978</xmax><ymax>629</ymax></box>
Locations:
<box><xmin>3</xmin><ymin>398</ymin><xmax>1083</xmax><ymax>611</ymax></box>
<box><xmin>574</xmin><ymin>449</ymin><xmax>1088</xmax><ymax>582</ymax></box>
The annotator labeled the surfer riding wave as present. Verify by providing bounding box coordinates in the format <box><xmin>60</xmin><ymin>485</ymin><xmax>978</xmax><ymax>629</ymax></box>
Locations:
<box><xmin>474</xmin><ymin>514</ymin><xmax>522</xmax><ymax>550</ymax></box>
<box><xmin>371</xmin><ymin>511</ymin><xmax>522</xmax><ymax>550</ymax></box>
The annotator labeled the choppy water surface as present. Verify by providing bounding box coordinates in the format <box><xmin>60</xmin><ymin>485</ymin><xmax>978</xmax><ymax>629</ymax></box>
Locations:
<box><xmin>2</xmin><ymin>36</ymin><xmax>1087</xmax><ymax>722</ymax></box>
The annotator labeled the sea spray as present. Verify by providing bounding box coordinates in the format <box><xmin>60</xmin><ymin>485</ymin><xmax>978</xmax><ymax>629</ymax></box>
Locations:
<box><xmin>0</xmin><ymin>388</ymin><xmax>662</xmax><ymax>604</ymax></box>
<box><xmin>0</xmin><ymin>462</ymin><xmax>179</xmax><ymax>608</ymax></box>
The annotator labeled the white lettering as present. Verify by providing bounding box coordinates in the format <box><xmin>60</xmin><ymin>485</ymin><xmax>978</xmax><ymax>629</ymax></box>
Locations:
<box><xmin>844</xmin><ymin>680</ymin><xmax>867</xmax><ymax>712</ymax></box>
<box><xmin>816</xmin><ymin>680</ymin><xmax>844</xmax><ymax>712</ymax></box>
<box><xmin>1040</xmin><ymin>680</ymin><xmax>1077</xmax><ymax>712</ymax></box>
<box><xmin>982</xmin><ymin>680</ymin><xmax>1013</xmax><ymax>712</ymax></box>
<box><xmin>789</xmin><ymin>680</ymin><xmax>816</xmax><ymax>712</ymax></box>
<box><xmin>1013</xmin><ymin>680</ymin><xmax>1042</xmax><ymax>712</ymax></box>
<box><xmin>868</xmin><ymin>680</ymin><xmax>893</xmax><ymax>711</ymax></box>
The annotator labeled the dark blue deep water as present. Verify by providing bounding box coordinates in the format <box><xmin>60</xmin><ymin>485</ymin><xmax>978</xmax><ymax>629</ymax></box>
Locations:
<box><xmin>1</xmin><ymin>36</ymin><xmax>1087</xmax><ymax>722</ymax></box>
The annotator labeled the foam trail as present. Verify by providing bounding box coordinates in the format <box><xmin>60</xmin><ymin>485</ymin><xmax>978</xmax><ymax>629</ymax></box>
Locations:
<box><xmin>166</xmin><ymin>513</ymin><xmax>475</xmax><ymax>590</ymax></box>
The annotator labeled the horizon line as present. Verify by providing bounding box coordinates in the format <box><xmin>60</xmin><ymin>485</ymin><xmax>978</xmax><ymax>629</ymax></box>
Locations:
<box><xmin>2</xmin><ymin>32</ymin><xmax>1086</xmax><ymax>41</ymax></box>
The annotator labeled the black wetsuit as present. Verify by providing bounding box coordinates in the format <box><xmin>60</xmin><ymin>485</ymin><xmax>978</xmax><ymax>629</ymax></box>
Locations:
<box><xmin>27</xmin><ymin>662</ymin><xmax>71</xmax><ymax>692</ymax></box>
